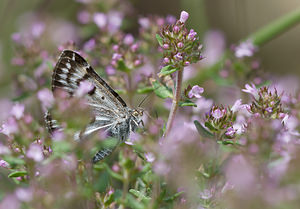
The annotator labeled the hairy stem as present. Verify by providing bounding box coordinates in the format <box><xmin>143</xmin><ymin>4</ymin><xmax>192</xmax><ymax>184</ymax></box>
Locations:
<box><xmin>164</xmin><ymin>68</ymin><xmax>183</xmax><ymax>137</ymax></box>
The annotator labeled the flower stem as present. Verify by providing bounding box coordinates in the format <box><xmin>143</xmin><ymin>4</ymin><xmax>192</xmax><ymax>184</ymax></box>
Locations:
<box><xmin>248</xmin><ymin>7</ymin><xmax>300</xmax><ymax>47</ymax></box>
<box><xmin>164</xmin><ymin>68</ymin><xmax>183</xmax><ymax>137</ymax></box>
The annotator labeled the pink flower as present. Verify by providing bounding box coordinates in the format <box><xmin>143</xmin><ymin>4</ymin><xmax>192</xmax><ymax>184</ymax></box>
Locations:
<box><xmin>105</xmin><ymin>66</ymin><xmax>116</xmax><ymax>75</ymax></box>
<box><xmin>11</xmin><ymin>57</ymin><xmax>25</xmax><ymax>66</ymax></box>
<box><xmin>0</xmin><ymin>159</ymin><xmax>9</xmax><ymax>168</ymax></box>
<box><xmin>123</xmin><ymin>34</ymin><xmax>134</xmax><ymax>45</ymax></box>
<box><xmin>77</xmin><ymin>10</ymin><xmax>90</xmax><ymax>24</ymax></box>
<box><xmin>37</xmin><ymin>88</ymin><xmax>54</xmax><ymax>109</ymax></box>
<box><xmin>212</xmin><ymin>108</ymin><xmax>225</xmax><ymax>119</ymax></box>
<box><xmin>234</xmin><ymin>40</ymin><xmax>257</xmax><ymax>58</ymax></box>
<box><xmin>76</xmin><ymin>80</ymin><xmax>94</xmax><ymax>97</ymax></box>
<box><xmin>0</xmin><ymin>117</ymin><xmax>18</xmax><ymax>136</ymax></box>
<box><xmin>225</xmin><ymin>127</ymin><xmax>236</xmax><ymax>137</ymax></box>
<box><xmin>0</xmin><ymin>194</ymin><xmax>20</xmax><ymax>209</ymax></box>
<box><xmin>93</xmin><ymin>13</ymin><xmax>107</xmax><ymax>28</ymax></box>
<box><xmin>179</xmin><ymin>11</ymin><xmax>189</xmax><ymax>23</ymax></box>
<box><xmin>31</xmin><ymin>22</ymin><xmax>45</xmax><ymax>38</ymax></box>
<box><xmin>145</xmin><ymin>152</ymin><xmax>155</xmax><ymax>163</ymax></box>
<box><xmin>231</xmin><ymin>99</ymin><xmax>242</xmax><ymax>113</ymax></box>
<box><xmin>11</xmin><ymin>103</ymin><xmax>25</xmax><ymax>119</ymax></box>
<box><xmin>242</xmin><ymin>83</ymin><xmax>258</xmax><ymax>98</ymax></box>
<box><xmin>138</xmin><ymin>17</ymin><xmax>150</xmax><ymax>29</ymax></box>
<box><xmin>26</xmin><ymin>144</ymin><xmax>44</xmax><ymax>162</ymax></box>
<box><xmin>188</xmin><ymin>85</ymin><xmax>204</xmax><ymax>99</ymax></box>
<box><xmin>83</xmin><ymin>38</ymin><xmax>96</xmax><ymax>51</ymax></box>
<box><xmin>107</xmin><ymin>11</ymin><xmax>123</xmax><ymax>34</ymax></box>
<box><xmin>15</xmin><ymin>188</ymin><xmax>33</xmax><ymax>202</ymax></box>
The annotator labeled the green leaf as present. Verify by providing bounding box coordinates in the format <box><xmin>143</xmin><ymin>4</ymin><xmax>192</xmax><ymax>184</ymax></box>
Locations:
<box><xmin>205</xmin><ymin>121</ymin><xmax>218</xmax><ymax>132</ymax></box>
<box><xmin>156</xmin><ymin>34</ymin><xmax>164</xmax><ymax>47</ymax></box>
<box><xmin>129</xmin><ymin>189</ymin><xmax>151</xmax><ymax>201</ymax></box>
<box><xmin>194</xmin><ymin>120</ymin><xmax>214</xmax><ymax>138</ymax></box>
<box><xmin>158</xmin><ymin>65</ymin><xmax>178</xmax><ymax>76</ymax></box>
<box><xmin>116</xmin><ymin>59</ymin><xmax>130</xmax><ymax>73</ymax></box>
<box><xmin>217</xmin><ymin>140</ymin><xmax>235</xmax><ymax>145</ymax></box>
<box><xmin>163</xmin><ymin>191</ymin><xmax>184</xmax><ymax>202</ymax></box>
<box><xmin>136</xmin><ymin>86</ymin><xmax>154</xmax><ymax>94</ymax></box>
<box><xmin>151</xmin><ymin>80</ymin><xmax>173</xmax><ymax>99</ymax></box>
<box><xmin>8</xmin><ymin>170</ymin><xmax>27</xmax><ymax>178</ymax></box>
<box><xmin>179</xmin><ymin>101</ymin><xmax>197</xmax><ymax>107</ymax></box>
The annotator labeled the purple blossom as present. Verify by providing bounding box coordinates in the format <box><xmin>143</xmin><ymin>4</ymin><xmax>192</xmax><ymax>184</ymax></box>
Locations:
<box><xmin>77</xmin><ymin>10</ymin><xmax>90</xmax><ymax>24</ymax></box>
<box><xmin>179</xmin><ymin>11</ymin><xmax>189</xmax><ymax>23</ymax></box>
<box><xmin>166</xmin><ymin>15</ymin><xmax>176</xmax><ymax>24</ymax></box>
<box><xmin>130</xmin><ymin>43</ymin><xmax>139</xmax><ymax>52</ymax></box>
<box><xmin>123</xmin><ymin>34</ymin><xmax>134</xmax><ymax>45</ymax></box>
<box><xmin>163</xmin><ymin>57</ymin><xmax>170</xmax><ymax>64</ymax></box>
<box><xmin>163</xmin><ymin>44</ymin><xmax>169</xmax><ymax>49</ymax></box>
<box><xmin>187</xmin><ymin>29</ymin><xmax>197</xmax><ymax>40</ymax></box>
<box><xmin>231</xmin><ymin>99</ymin><xmax>242</xmax><ymax>113</ymax></box>
<box><xmin>173</xmin><ymin>26</ymin><xmax>180</xmax><ymax>33</ymax></box>
<box><xmin>112</xmin><ymin>53</ymin><xmax>122</xmax><ymax>61</ymax></box>
<box><xmin>31</xmin><ymin>21</ymin><xmax>45</xmax><ymax>38</ymax></box>
<box><xmin>177</xmin><ymin>42</ymin><xmax>184</xmax><ymax>48</ymax></box>
<box><xmin>76</xmin><ymin>80</ymin><xmax>94</xmax><ymax>97</ymax></box>
<box><xmin>0</xmin><ymin>143</ymin><xmax>11</xmax><ymax>155</ymax></box>
<box><xmin>83</xmin><ymin>38</ymin><xmax>96</xmax><ymax>51</ymax></box>
<box><xmin>138</xmin><ymin>17</ymin><xmax>150</xmax><ymax>29</ymax></box>
<box><xmin>37</xmin><ymin>88</ymin><xmax>54</xmax><ymax>109</ymax></box>
<box><xmin>15</xmin><ymin>188</ymin><xmax>33</xmax><ymax>202</ymax></box>
<box><xmin>234</xmin><ymin>40</ymin><xmax>257</xmax><ymax>58</ymax></box>
<box><xmin>11</xmin><ymin>103</ymin><xmax>25</xmax><ymax>119</ymax></box>
<box><xmin>0</xmin><ymin>117</ymin><xmax>18</xmax><ymax>136</ymax></box>
<box><xmin>11</xmin><ymin>33</ymin><xmax>21</xmax><ymax>43</ymax></box>
<box><xmin>105</xmin><ymin>66</ymin><xmax>116</xmax><ymax>75</ymax></box>
<box><xmin>188</xmin><ymin>85</ymin><xmax>204</xmax><ymax>99</ymax></box>
<box><xmin>107</xmin><ymin>11</ymin><xmax>123</xmax><ymax>34</ymax></box>
<box><xmin>145</xmin><ymin>152</ymin><xmax>155</xmax><ymax>163</ymax></box>
<box><xmin>242</xmin><ymin>83</ymin><xmax>259</xmax><ymax>98</ymax></box>
<box><xmin>199</xmin><ymin>189</ymin><xmax>213</xmax><ymax>200</ymax></box>
<box><xmin>26</xmin><ymin>144</ymin><xmax>44</xmax><ymax>162</ymax></box>
<box><xmin>93</xmin><ymin>13</ymin><xmax>107</xmax><ymax>29</ymax></box>
<box><xmin>0</xmin><ymin>159</ymin><xmax>9</xmax><ymax>168</ymax></box>
<box><xmin>225</xmin><ymin>127</ymin><xmax>236</xmax><ymax>137</ymax></box>
<box><xmin>174</xmin><ymin>52</ymin><xmax>183</xmax><ymax>60</ymax></box>
<box><xmin>212</xmin><ymin>108</ymin><xmax>225</xmax><ymax>119</ymax></box>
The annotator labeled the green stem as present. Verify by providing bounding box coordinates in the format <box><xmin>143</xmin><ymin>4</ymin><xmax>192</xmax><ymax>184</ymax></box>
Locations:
<box><xmin>248</xmin><ymin>7</ymin><xmax>300</xmax><ymax>46</ymax></box>
<box><xmin>164</xmin><ymin>68</ymin><xmax>183</xmax><ymax>137</ymax></box>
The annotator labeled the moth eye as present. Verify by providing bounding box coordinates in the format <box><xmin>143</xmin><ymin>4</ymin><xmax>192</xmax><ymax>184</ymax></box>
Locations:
<box><xmin>133</xmin><ymin>111</ymin><xmax>139</xmax><ymax>117</ymax></box>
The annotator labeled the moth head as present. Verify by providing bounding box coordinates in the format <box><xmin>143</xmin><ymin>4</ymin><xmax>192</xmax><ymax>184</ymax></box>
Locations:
<box><xmin>130</xmin><ymin>108</ymin><xmax>144</xmax><ymax>131</ymax></box>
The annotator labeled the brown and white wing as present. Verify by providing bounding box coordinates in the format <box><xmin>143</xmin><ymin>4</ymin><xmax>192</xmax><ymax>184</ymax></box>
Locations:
<box><xmin>51</xmin><ymin>50</ymin><xmax>127</xmax><ymax>138</ymax></box>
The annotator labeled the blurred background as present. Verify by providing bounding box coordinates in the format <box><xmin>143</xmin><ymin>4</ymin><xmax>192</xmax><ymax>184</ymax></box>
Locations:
<box><xmin>1</xmin><ymin>0</ymin><xmax>300</xmax><ymax>79</ymax></box>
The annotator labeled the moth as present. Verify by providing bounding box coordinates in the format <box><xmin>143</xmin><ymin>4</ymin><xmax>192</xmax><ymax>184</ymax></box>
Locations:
<box><xmin>45</xmin><ymin>50</ymin><xmax>144</xmax><ymax>163</ymax></box>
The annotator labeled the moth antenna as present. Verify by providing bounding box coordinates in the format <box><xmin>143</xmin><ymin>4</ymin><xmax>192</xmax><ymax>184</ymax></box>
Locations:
<box><xmin>138</xmin><ymin>92</ymin><xmax>153</xmax><ymax>107</ymax></box>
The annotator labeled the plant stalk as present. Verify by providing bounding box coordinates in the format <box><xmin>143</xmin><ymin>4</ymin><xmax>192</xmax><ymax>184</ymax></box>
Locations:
<box><xmin>164</xmin><ymin>69</ymin><xmax>183</xmax><ymax>137</ymax></box>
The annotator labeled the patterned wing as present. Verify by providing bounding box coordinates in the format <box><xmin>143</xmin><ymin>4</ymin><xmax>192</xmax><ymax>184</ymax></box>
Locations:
<box><xmin>52</xmin><ymin>50</ymin><xmax>128</xmax><ymax>138</ymax></box>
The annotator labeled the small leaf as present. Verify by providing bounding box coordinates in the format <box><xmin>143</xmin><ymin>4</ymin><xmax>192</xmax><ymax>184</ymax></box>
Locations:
<box><xmin>158</xmin><ymin>65</ymin><xmax>178</xmax><ymax>77</ymax></box>
<box><xmin>163</xmin><ymin>191</ymin><xmax>184</xmax><ymax>202</ymax></box>
<box><xmin>205</xmin><ymin>121</ymin><xmax>218</xmax><ymax>132</ymax></box>
<box><xmin>8</xmin><ymin>170</ymin><xmax>27</xmax><ymax>178</ymax></box>
<box><xmin>156</xmin><ymin>34</ymin><xmax>164</xmax><ymax>47</ymax></box>
<box><xmin>179</xmin><ymin>101</ymin><xmax>197</xmax><ymax>107</ymax></box>
<box><xmin>136</xmin><ymin>86</ymin><xmax>154</xmax><ymax>94</ymax></box>
<box><xmin>151</xmin><ymin>80</ymin><xmax>173</xmax><ymax>99</ymax></box>
<box><xmin>194</xmin><ymin>120</ymin><xmax>214</xmax><ymax>138</ymax></box>
<box><xmin>2</xmin><ymin>156</ymin><xmax>25</xmax><ymax>166</ymax></box>
<box><xmin>116</xmin><ymin>59</ymin><xmax>130</xmax><ymax>72</ymax></box>
<box><xmin>129</xmin><ymin>189</ymin><xmax>151</xmax><ymax>201</ymax></box>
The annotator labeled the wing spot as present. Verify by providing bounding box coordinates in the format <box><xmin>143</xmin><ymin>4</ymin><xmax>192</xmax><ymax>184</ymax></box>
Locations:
<box><xmin>101</xmin><ymin>96</ymin><xmax>105</xmax><ymax>100</ymax></box>
<box><xmin>66</xmin><ymin>63</ymin><xmax>71</xmax><ymax>69</ymax></box>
